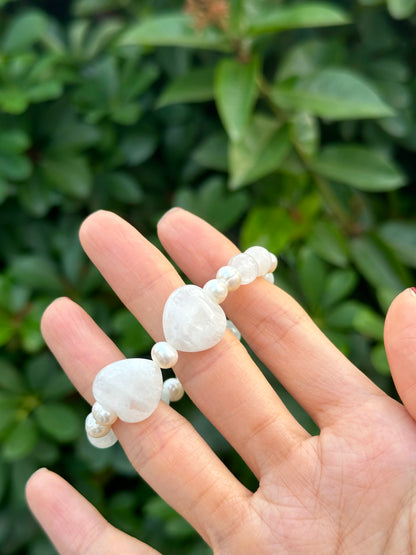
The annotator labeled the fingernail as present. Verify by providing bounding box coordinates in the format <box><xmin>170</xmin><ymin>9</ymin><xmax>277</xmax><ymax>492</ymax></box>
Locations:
<box><xmin>410</xmin><ymin>287</ymin><xmax>416</xmax><ymax>297</ymax></box>
<box><xmin>158</xmin><ymin>206</ymin><xmax>182</xmax><ymax>226</ymax></box>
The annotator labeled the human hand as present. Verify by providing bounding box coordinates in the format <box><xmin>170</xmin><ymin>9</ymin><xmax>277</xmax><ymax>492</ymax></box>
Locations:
<box><xmin>26</xmin><ymin>209</ymin><xmax>416</xmax><ymax>554</ymax></box>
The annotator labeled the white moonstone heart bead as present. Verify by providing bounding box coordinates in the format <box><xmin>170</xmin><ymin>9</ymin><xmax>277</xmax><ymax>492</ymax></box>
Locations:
<box><xmin>93</xmin><ymin>359</ymin><xmax>163</xmax><ymax>423</ymax></box>
<box><xmin>151</xmin><ymin>342</ymin><xmax>178</xmax><ymax>369</ymax></box>
<box><xmin>226</xmin><ymin>320</ymin><xmax>242</xmax><ymax>341</ymax></box>
<box><xmin>269</xmin><ymin>253</ymin><xmax>278</xmax><ymax>272</ymax></box>
<box><xmin>85</xmin><ymin>413</ymin><xmax>110</xmax><ymax>438</ymax></box>
<box><xmin>203</xmin><ymin>278</ymin><xmax>228</xmax><ymax>304</ymax></box>
<box><xmin>87</xmin><ymin>428</ymin><xmax>118</xmax><ymax>449</ymax></box>
<box><xmin>264</xmin><ymin>272</ymin><xmax>275</xmax><ymax>284</ymax></box>
<box><xmin>216</xmin><ymin>266</ymin><xmax>241</xmax><ymax>291</ymax></box>
<box><xmin>163</xmin><ymin>284</ymin><xmax>227</xmax><ymax>352</ymax></box>
<box><xmin>92</xmin><ymin>402</ymin><xmax>117</xmax><ymax>426</ymax></box>
<box><xmin>229</xmin><ymin>253</ymin><xmax>258</xmax><ymax>284</ymax></box>
<box><xmin>163</xmin><ymin>378</ymin><xmax>184</xmax><ymax>402</ymax></box>
<box><xmin>245</xmin><ymin>246</ymin><xmax>272</xmax><ymax>276</ymax></box>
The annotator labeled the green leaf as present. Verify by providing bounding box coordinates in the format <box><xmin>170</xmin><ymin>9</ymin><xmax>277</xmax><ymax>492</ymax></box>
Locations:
<box><xmin>3</xmin><ymin>418</ymin><xmax>38</xmax><ymax>460</ymax></box>
<box><xmin>2</xmin><ymin>10</ymin><xmax>49</xmax><ymax>53</ymax></box>
<box><xmin>104</xmin><ymin>172</ymin><xmax>143</xmax><ymax>204</ymax></box>
<box><xmin>298</xmin><ymin>248</ymin><xmax>327</xmax><ymax>309</ymax></box>
<box><xmin>158</xmin><ymin>67</ymin><xmax>215</xmax><ymax>108</ymax></box>
<box><xmin>34</xmin><ymin>403</ymin><xmax>81</xmax><ymax>443</ymax></box>
<box><xmin>249</xmin><ymin>2</ymin><xmax>350</xmax><ymax>35</ymax></box>
<box><xmin>310</xmin><ymin>144</ymin><xmax>406</xmax><ymax>191</ymax></box>
<box><xmin>0</xmin><ymin>360</ymin><xmax>25</xmax><ymax>393</ymax></box>
<box><xmin>230</xmin><ymin>116</ymin><xmax>291</xmax><ymax>189</ymax></box>
<box><xmin>326</xmin><ymin>300</ymin><xmax>384</xmax><ymax>340</ymax></box>
<box><xmin>378</xmin><ymin>221</ymin><xmax>416</xmax><ymax>268</ymax></box>
<box><xmin>0</xmin><ymin>310</ymin><xmax>14</xmax><ymax>347</ymax></box>
<box><xmin>322</xmin><ymin>269</ymin><xmax>359</xmax><ymax>309</ymax></box>
<box><xmin>371</xmin><ymin>344</ymin><xmax>391</xmax><ymax>375</ymax></box>
<box><xmin>119</xmin><ymin>128</ymin><xmax>158</xmax><ymax>166</ymax></box>
<box><xmin>173</xmin><ymin>176</ymin><xmax>250</xmax><ymax>231</ymax></box>
<box><xmin>215</xmin><ymin>57</ymin><xmax>259</xmax><ymax>142</ymax></box>
<box><xmin>387</xmin><ymin>0</ymin><xmax>416</xmax><ymax>19</ymax></box>
<box><xmin>118</xmin><ymin>14</ymin><xmax>229</xmax><ymax>51</ymax></box>
<box><xmin>113</xmin><ymin>311</ymin><xmax>153</xmax><ymax>357</ymax></box>
<box><xmin>308</xmin><ymin>220</ymin><xmax>349</xmax><ymax>267</ymax></box>
<box><xmin>41</xmin><ymin>155</ymin><xmax>92</xmax><ymax>198</ymax></box>
<box><xmin>272</xmin><ymin>68</ymin><xmax>394</xmax><ymax>120</ymax></box>
<box><xmin>192</xmin><ymin>132</ymin><xmax>229</xmax><ymax>171</ymax></box>
<box><xmin>9</xmin><ymin>255</ymin><xmax>63</xmax><ymax>294</ymax></box>
<box><xmin>351</xmin><ymin>236</ymin><xmax>409</xmax><ymax>293</ymax></box>
<box><xmin>0</xmin><ymin>130</ymin><xmax>30</xmax><ymax>154</ymax></box>
<box><xmin>0</xmin><ymin>153</ymin><xmax>32</xmax><ymax>181</ymax></box>
<box><xmin>290</xmin><ymin>112</ymin><xmax>320</xmax><ymax>157</ymax></box>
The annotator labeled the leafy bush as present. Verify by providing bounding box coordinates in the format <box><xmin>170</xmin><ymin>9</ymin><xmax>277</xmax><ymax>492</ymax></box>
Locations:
<box><xmin>0</xmin><ymin>0</ymin><xmax>415</xmax><ymax>552</ymax></box>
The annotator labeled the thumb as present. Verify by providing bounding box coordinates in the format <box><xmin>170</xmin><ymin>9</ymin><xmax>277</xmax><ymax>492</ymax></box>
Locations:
<box><xmin>385</xmin><ymin>288</ymin><xmax>416</xmax><ymax>420</ymax></box>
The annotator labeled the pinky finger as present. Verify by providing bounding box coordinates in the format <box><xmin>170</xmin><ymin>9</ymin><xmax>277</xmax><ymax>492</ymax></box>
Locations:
<box><xmin>26</xmin><ymin>468</ymin><xmax>160</xmax><ymax>555</ymax></box>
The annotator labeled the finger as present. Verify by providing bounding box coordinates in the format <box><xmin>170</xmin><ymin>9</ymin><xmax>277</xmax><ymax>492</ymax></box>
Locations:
<box><xmin>385</xmin><ymin>288</ymin><xmax>416</xmax><ymax>420</ymax></box>
<box><xmin>41</xmin><ymin>298</ymin><xmax>250</xmax><ymax>547</ymax></box>
<box><xmin>79</xmin><ymin>210</ymin><xmax>308</xmax><ymax>477</ymax></box>
<box><xmin>26</xmin><ymin>469</ymin><xmax>159</xmax><ymax>555</ymax></box>
<box><xmin>157</xmin><ymin>208</ymin><xmax>384</xmax><ymax>427</ymax></box>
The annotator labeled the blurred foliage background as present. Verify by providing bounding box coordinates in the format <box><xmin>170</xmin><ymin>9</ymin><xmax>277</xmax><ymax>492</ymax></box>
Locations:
<box><xmin>0</xmin><ymin>0</ymin><xmax>415</xmax><ymax>552</ymax></box>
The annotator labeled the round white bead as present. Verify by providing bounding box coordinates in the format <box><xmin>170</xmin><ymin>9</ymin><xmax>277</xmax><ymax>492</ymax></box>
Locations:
<box><xmin>161</xmin><ymin>388</ymin><xmax>171</xmax><ymax>405</ymax></box>
<box><xmin>226</xmin><ymin>320</ymin><xmax>241</xmax><ymax>341</ymax></box>
<box><xmin>203</xmin><ymin>279</ymin><xmax>228</xmax><ymax>304</ymax></box>
<box><xmin>163</xmin><ymin>285</ymin><xmax>227</xmax><ymax>352</ymax></box>
<box><xmin>216</xmin><ymin>266</ymin><xmax>242</xmax><ymax>292</ymax></box>
<box><xmin>264</xmin><ymin>273</ymin><xmax>275</xmax><ymax>284</ymax></box>
<box><xmin>228</xmin><ymin>253</ymin><xmax>258</xmax><ymax>285</ymax></box>
<box><xmin>92</xmin><ymin>402</ymin><xmax>117</xmax><ymax>426</ymax></box>
<box><xmin>85</xmin><ymin>413</ymin><xmax>111</xmax><ymax>438</ymax></box>
<box><xmin>245</xmin><ymin>246</ymin><xmax>272</xmax><ymax>276</ymax></box>
<box><xmin>151</xmin><ymin>342</ymin><xmax>178</xmax><ymax>369</ymax></box>
<box><xmin>87</xmin><ymin>428</ymin><xmax>118</xmax><ymax>449</ymax></box>
<box><xmin>269</xmin><ymin>253</ymin><xmax>278</xmax><ymax>272</ymax></box>
<box><xmin>163</xmin><ymin>378</ymin><xmax>184</xmax><ymax>403</ymax></box>
<box><xmin>93</xmin><ymin>358</ymin><xmax>163</xmax><ymax>423</ymax></box>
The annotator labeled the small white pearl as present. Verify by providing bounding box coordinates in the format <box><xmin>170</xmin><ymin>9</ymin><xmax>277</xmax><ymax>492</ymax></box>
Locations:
<box><xmin>161</xmin><ymin>388</ymin><xmax>171</xmax><ymax>405</ymax></box>
<box><xmin>85</xmin><ymin>413</ymin><xmax>111</xmax><ymax>438</ymax></box>
<box><xmin>268</xmin><ymin>253</ymin><xmax>278</xmax><ymax>272</ymax></box>
<box><xmin>228</xmin><ymin>253</ymin><xmax>258</xmax><ymax>285</ymax></box>
<box><xmin>226</xmin><ymin>320</ymin><xmax>241</xmax><ymax>340</ymax></box>
<box><xmin>87</xmin><ymin>428</ymin><xmax>118</xmax><ymax>449</ymax></box>
<box><xmin>92</xmin><ymin>402</ymin><xmax>117</xmax><ymax>426</ymax></box>
<box><xmin>163</xmin><ymin>378</ymin><xmax>184</xmax><ymax>403</ymax></box>
<box><xmin>216</xmin><ymin>266</ymin><xmax>242</xmax><ymax>292</ymax></box>
<box><xmin>203</xmin><ymin>279</ymin><xmax>228</xmax><ymax>304</ymax></box>
<box><xmin>264</xmin><ymin>273</ymin><xmax>275</xmax><ymax>284</ymax></box>
<box><xmin>151</xmin><ymin>342</ymin><xmax>179</xmax><ymax>369</ymax></box>
<box><xmin>245</xmin><ymin>246</ymin><xmax>271</xmax><ymax>276</ymax></box>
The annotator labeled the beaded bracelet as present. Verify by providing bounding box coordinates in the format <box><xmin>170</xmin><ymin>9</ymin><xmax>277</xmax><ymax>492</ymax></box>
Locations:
<box><xmin>85</xmin><ymin>246</ymin><xmax>278</xmax><ymax>449</ymax></box>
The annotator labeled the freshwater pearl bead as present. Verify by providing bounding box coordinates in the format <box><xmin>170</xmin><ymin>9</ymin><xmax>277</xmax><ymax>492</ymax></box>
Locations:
<box><xmin>163</xmin><ymin>285</ymin><xmax>227</xmax><ymax>352</ymax></box>
<box><xmin>151</xmin><ymin>342</ymin><xmax>178</xmax><ymax>369</ymax></box>
<box><xmin>245</xmin><ymin>246</ymin><xmax>271</xmax><ymax>276</ymax></box>
<box><xmin>92</xmin><ymin>402</ymin><xmax>117</xmax><ymax>426</ymax></box>
<box><xmin>269</xmin><ymin>253</ymin><xmax>278</xmax><ymax>272</ymax></box>
<box><xmin>216</xmin><ymin>266</ymin><xmax>241</xmax><ymax>291</ymax></box>
<box><xmin>93</xmin><ymin>358</ymin><xmax>163</xmax><ymax>423</ymax></box>
<box><xmin>203</xmin><ymin>279</ymin><xmax>228</xmax><ymax>304</ymax></box>
<box><xmin>85</xmin><ymin>413</ymin><xmax>110</xmax><ymax>438</ymax></box>
<box><xmin>87</xmin><ymin>428</ymin><xmax>118</xmax><ymax>449</ymax></box>
<box><xmin>226</xmin><ymin>320</ymin><xmax>241</xmax><ymax>340</ymax></box>
<box><xmin>163</xmin><ymin>378</ymin><xmax>184</xmax><ymax>402</ymax></box>
<box><xmin>264</xmin><ymin>272</ymin><xmax>275</xmax><ymax>284</ymax></box>
<box><xmin>228</xmin><ymin>253</ymin><xmax>258</xmax><ymax>285</ymax></box>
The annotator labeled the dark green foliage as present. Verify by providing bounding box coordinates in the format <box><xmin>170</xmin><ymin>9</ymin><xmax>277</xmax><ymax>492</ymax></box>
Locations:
<box><xmin>0</xmin><ymin>0</ymin><xmax>415</xmax><ymax>552</ymax></box>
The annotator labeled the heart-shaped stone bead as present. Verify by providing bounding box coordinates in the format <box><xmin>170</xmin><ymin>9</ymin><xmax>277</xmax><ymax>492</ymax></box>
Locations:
<box><xmin>93</xmin><ymin>359</ymin><xmax>163</xmax><ymax>423</ymax></box>
<box><xmin>163</xmin><ymin>285</ymin><xmax>227</xmax><ymax>352</ymax></box>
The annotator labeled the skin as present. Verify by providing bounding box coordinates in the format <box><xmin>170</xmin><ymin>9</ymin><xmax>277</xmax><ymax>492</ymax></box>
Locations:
<box><xmin>26</xmin><ymin>208</ymin><xmax>416</xmax><ymax>554</ymax></box>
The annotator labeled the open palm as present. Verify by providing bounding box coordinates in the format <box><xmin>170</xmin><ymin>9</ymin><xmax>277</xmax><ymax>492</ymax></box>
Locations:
<box><xmin>27</xmin><ymin>209</ymin><xmax>416</xmax><ymax>554</ymax></box>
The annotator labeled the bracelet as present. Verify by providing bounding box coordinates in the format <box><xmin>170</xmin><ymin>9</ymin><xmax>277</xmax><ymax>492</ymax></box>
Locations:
<box><xmin>85</xmin><ymin>246</ymin><xmax>278</xmax><ymax>449</ymax></box>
